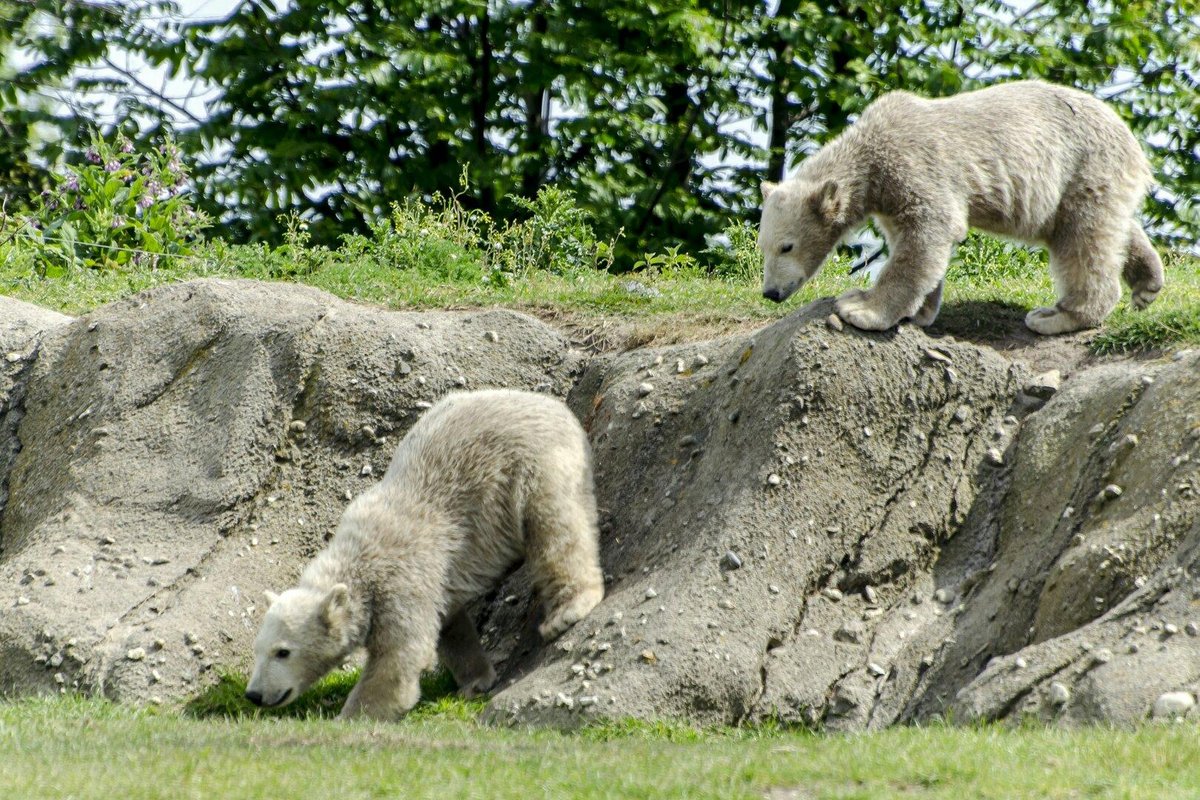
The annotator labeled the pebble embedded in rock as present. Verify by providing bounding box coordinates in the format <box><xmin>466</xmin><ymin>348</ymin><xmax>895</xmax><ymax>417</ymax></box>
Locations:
<box><xmin>924</xmin><ymin>348</ymin><xmax>952</xmax><ymax>365</ymax></box>
<box><xmin>1152</xmin><ymin>691</ymin><xmax>1195</xmax><ymax>719</ymax></box>
<box><xmin>1014</xmin><ymin>656</ymin><xmax>1027</xmax><ymax>669</ymax></box>
<box><xmin>15</xmin><ymin>596</ymin><xmax>30</xmax><ymax>606</ymax></box>
<box><xmin>360</xmin><ymin>463</ymin><xmax>373</xmax><ymax>477</ymax></box>
<box><xmin>952</xmin><ymin>405</ymin><xmax>971</xmax><ymax>423</ymax></box>
<box><xmin>1164</xmin><ymin>623</ymin><xmax>1179</xmax><ymax>636</ymax></box>
<box><xmin>863</xmin><ymin>586</ymin><xmax>878</xmax><ymax>604</ymax></box>
<box><xmin>721</xmin><ymin>551</ymin><xmax>742</xmax><ymax>570</ymax></box>
<box><xmin>1048</xmin><ymin>682</ymin><xmax>1070</xmax><ymax>706</ymax></box>
<box><xmin>692</xmin><ymin>354</ymin><xmax>709</xmax><ymax>368</ymax></box>
<box><xmin>834</xmin><ymin>621</ymin><xmax>865</xmax><ymax>644</ymax></box>
<box><xmin>821</xmin><ymin>587</ymin><xmax>843</xmax><ymax>602</ymax></box>
<box><xmin>766</xmin><ymin>473</ymin><xmax>781</xmax><ymax>487</ymax></box>
<box><xmin>1098</xmin><ymin>484</ymin><xmax>1122</xmax><ymax>501</ymax></box>
<box><xmin>867</xmin><ymin>662</ymin><xmax>887</xmax><ymax>677</ymax></box>
<box><xmin>483</xmin><ymin>330</ymin><xmax>499</xmax><ymax>343</ymax></box>
<box><xmin>717</xmin><ymin>598</ymin><xmax>735</xmax><ymax>610</ymax></box>
<box><xmin>126</xmin><ymin>647</ymin><xmax>147</xmax><ymax>661</ymax></box>
<box><xmin>1186</xmin><ymin>622</ymin><xmax>1199</xmax><ymax>637</ymax></box>
<box><xmin>555</xmin><ymin>692</ymin><xmax>574</xmax><ymax>709</ymax></box>
<box><xmin>826</xmin><ymin>314</ymin><xmax>844</xmax><ymax>332</ymax></box>
<box><xmin>644</xmin><ymin>587</ymin><xmax>658</xmax><ymax>600</ymax></box>
<box><xmin>768</xmin><ymin>584</ymin><xmax>781</xmax><ymax>595</ymax></box>
<box><xmin>933</xmin><ymin>588</ymin><xmax>954</xmax><ymax>604</ymax></box>
<box><xmin>986</xmin><ymin>447</ymin><xmax>1004</xmax><ymax>466</ymax></box>
<box><xmin>1094</xmin><ymin>648</ymin><xmax>1112</xmax><ymax>665</ymax></box>
<box><xmin>1026</xmin><ymin>369</ymin><xmax>1062</xmax><ymax>400</ymax></box>
<box><xmin>637</xmin><ymin>382</ymin><xmax>654</xmax><ymax>397</ymax></box>
<box><xmin>289</xmin><ymin>420</ymin><xmax>307</xmax><ymax>433</ymax></box>
<box><xmin>640</xmin><ymin>649</ymin><xmax>657</xmax><ymax>664</ymax></box>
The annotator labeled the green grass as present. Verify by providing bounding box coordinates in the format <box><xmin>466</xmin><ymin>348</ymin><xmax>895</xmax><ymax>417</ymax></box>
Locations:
<box><xmin>3</xmin><ymin>224</ymin><xmax>1197</xmax><ymax>353</ymax></box>
<box><xmin>2</xmin><ymin>694</ymin><xmax>1199</xmax><ymax>799</ymax></box>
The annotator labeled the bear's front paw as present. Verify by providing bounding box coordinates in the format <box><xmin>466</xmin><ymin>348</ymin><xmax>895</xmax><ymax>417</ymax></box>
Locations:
<box><xmin>835</xmin><ymin>291</ymin><xmax>901</xmax><ymax>331</ymax></box>
<box><xmin>539</xmin><ymin>584</ymin><xmax>604</xmax><ymax>640</ymax></box>
<box><xmin>459</xmin><ymin>666</ymin><xmax>498</xmax><ymax>699</ymax></box>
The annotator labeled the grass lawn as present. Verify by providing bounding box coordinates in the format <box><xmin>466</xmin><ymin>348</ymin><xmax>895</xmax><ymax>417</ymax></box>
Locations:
<box><xmin>1</xmin><ymin>693</ymin><xmax>1198</xmax><ymax>800</ymax></box>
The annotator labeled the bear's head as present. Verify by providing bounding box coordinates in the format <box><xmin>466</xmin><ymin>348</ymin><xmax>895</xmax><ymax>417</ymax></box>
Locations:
<box><xmin>245</xmin><ymin>584</ymin><xmax>353</xmax><ymax>708</ymax></box>
<box><xmin>758</xmin><ymin>178</ymin><xmax>850</xmax><ymax>303</ymax></box>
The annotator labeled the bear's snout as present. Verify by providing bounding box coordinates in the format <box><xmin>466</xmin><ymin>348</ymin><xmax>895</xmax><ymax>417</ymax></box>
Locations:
<box><xmin>762</xmin><ymin>286</ymin><xmax>786</xmax><ymax>303</ymax></box>
<box><xmin>245</xmin><ymin>689</ymin><xmax>264</xmax><ymax>706</ymax></box>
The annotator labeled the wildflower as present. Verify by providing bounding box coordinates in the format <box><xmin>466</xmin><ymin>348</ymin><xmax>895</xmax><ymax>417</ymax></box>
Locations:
<box><xmin>111</xmin><ymin>215</ymin><xmax>126</xmax><ymax>228</ymax></box>
<box><xmin>138</xmin><ymin>195</ymin><xmax>154</xmax><ymax>210</ymax></box>
<box><xmin>85</xmin><ymin>147</ymin><xmax>101</xmax><ymax>164</ymax></box>
<box><xmin>118</xmin><ymin>137</ymin><xmax>134</xmax><ymax>154</ymax></box>
<box><xmin>104</xmin><ymin>159</ymin><xmax>121</xmax><ymax>172</ymax></box>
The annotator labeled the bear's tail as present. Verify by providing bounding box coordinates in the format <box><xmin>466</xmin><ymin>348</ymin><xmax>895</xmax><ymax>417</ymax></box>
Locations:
<box><xmin>1122</xmin><ymin>222</ymin><xmax>1164</xmax><ymax>310</ymax></box>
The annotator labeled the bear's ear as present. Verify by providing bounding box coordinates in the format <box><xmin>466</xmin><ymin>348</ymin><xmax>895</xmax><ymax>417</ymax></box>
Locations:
<box><xmin>263</xmin><ymin>590</ymin><xmax>280</xmax><ymax>607</ymax></box>
<box><xmin>810</xmin><ymin>179</ymin><xmax>844</xmax><ymax>224</ymax></box>
<box><xmin>322</xmin><ymin>583</ymin><xmax>351</xmax><ymax>629</ymax></box>
<box><xmin>760</xmin><ymin>181</ymin><xmax>778</xmax><ymax>200</ymax></box>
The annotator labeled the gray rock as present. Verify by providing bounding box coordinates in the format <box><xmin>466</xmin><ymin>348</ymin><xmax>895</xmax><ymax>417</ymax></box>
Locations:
<box><xmin>1152</xmin><ymin>691</ymin><xmax>1195</xmax><ymax>719</ymax></box>
<box><xmin>1026</xmin><ymin>369</ymin><xmax>1062</xmax><ymax>400</ymax></box>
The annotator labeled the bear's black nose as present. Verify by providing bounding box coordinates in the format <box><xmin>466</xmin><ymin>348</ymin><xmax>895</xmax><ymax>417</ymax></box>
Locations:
<box><xmin>245</xmin><ymin>689</ymin><xmax>264</xmax><ymax>706</ymax></box>
<box><xmin>762</xmin><ymin>287</ymin><xmax>784</xmax><ymax>303</ymax></box>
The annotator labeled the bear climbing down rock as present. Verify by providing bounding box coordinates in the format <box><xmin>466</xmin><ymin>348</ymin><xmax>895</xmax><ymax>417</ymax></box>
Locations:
<box><xmin>245</xmin><ymin>389</ymin><xmax>604</xmax><ymax>720</ymax></box>
<box><xmin>758</xmin><ymin>80</ymin><xmax>1164</xmax><ymax>335</ymax></box>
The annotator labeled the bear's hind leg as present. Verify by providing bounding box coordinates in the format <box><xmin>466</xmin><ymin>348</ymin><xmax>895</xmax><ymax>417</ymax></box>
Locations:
<box><xmin>1027</xmin><ymin>222</ymin><xmax>1123</xmax><ymax>335</ymax></box>
<box><xmin>909</xmin><ymin>279</ymin><xmax>944</xmax><ymax>327</ymax></box>
<box><xmin>524</xmin><ymin>473</ymin><xmax>604</xmax><ymax>641</ymax></box>
<box><xmin>1122</xmin><ymin>222</ymin><xmax>1164</xmax><ymax>310</ymax></box>
<box><xmin>438</xmin><ymin>609</ymin><xmax>497</xmax><ymax>698</ymax></box>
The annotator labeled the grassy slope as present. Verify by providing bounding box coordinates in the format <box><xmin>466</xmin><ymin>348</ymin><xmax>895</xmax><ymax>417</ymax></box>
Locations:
<box><xmin>2</xmin><ymin>695</ymin><xmax>1199</xmax><ymax>800</ymax></box>
<box><xmin>2</xmin><ymin>235</ymin><xmax>1198</xmax><ymax>354</ymax></box>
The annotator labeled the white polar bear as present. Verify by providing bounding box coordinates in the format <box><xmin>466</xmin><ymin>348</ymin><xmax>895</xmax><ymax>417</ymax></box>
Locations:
<box><xmin>245</xmin><ymin>389</ymin><xmax>604</xmax><ymax>720</ymax></box>
<box><xmin>758</xmin><ymin>80</ymin><xmax>1163</xmax><ymax>335</ymax></box>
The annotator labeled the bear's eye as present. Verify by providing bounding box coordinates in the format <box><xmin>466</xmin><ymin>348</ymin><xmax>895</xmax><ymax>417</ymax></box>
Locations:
<box><xmin>780</xmin><ymin>243</ymin><xmax>794</xmax><ymax>254</ymax></box>
<box><xmin>275</xmin><ymin>648</ymin><xmax>291</xmax><ymax>659</ymax></box>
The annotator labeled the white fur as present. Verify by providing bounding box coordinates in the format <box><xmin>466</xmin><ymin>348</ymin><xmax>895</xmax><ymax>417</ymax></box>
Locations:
<box><xmin>758</xmin><ymin>80</ymin><xmax>1164</xmax><ymax>334</ymax></box>
<box><xmin>246</xmin><ymin>389</ymin><xmax>604</xmax><ymax>720</ymax></box>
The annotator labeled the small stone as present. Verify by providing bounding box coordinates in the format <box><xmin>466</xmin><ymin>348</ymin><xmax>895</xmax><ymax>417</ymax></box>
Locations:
<box><xmin>578</xmin><ymin>695</ymin><xmax>598</xmax><ymax>707</ymax></box>
<box><xmin>944</xmin><ymin>367</ymin><xmax>958</xmax><ymax>384</ymax></box>
<box><xmin>863</xmin><ymin>426</ymin><xmax>872</xmax><ymax>438</ymax></box>
<box><xmin>288</xmin><ymin>420</ymin><xmax>307</xmax><ymax>433</ymax></box>
<box><xmin>184</xmin><ymin>632</ymin><xmax>198</xmax><ymax>645</ymax></box>
<box><xmin>483</xmin><ymin>330</ymin><xmax>499</xmax><ymax>343</ymax></box>
<box><xmin>360</xmin><ymin>463</ymin><xmax>374</xmax><ymax>477</ymax></box>
<box><xmin>692</xmin><ymin>354</ymin><xmax>710</xmax><ymax>368</ymax></box>
<box><xmin>924</xmin><ymin>347</ymin><xmax>952</xmax><ymax>365</ymax></box>
<box><xmin>1152</xmin><ymin>691</ymin><xmax>1195</xmax><ymax>719</ymax></box>
<box><xmin>1098</xmin><ymin>484</ymin><xmax>1122</xmax><ymax>502</ymax></box>
<box><xmin>1014</xmin><ymin>656</ymin><xmax>1028</xmax><ymax>669</ymax></box>
<box><xmin>126</xmin><ymin>647</ymin><xmax>147</xmax><ymax>662</ymax></box>
<box><xmin>766</xmin><ymin>473</ymin><xmax>782</xmax><ymax>487</ymax></box>
<box><xmin>607</xmin><ymin>612</ymin><xmax>623</xmax><ymax>625</ymax></box>
<box><xmin>1164</xmin><ymin>623</ymin><xmax>1179</xmax><ymax>636</ymax></box>
<box><xmin>637</xmin><ymin>382</ymin><xmax>654</xmax><ymax>397</ymax></box>
<box><xmin>503</xmin><ymin>594</ymin><xmax>518</xmax><ymax>605</ymax></box>
<box><xmin>953</xmin><ymin>405</ymin><xmax>971</xmax><ymax>423</ymax></box>
<box><xmin>644</xmin><ymin>587</ymin><xmax>658</xmax><ymax>600</ymax></box>
<box><xmin>1026</xmin><ymin>369</ymin><xmax>1062</xmax><ymax>400</ymax></box>
<box><xmin>834</xmin><ymin>621</ymin><xmax>865</xmax><ymax>644</ymax></box>
<box><xmin>1048</xmin><ymin>681</ymin><xmax>1071</xmax><ymax>706</ymax></box>
<box><xmin>570</xmin><ymin>664</ymin><xmax>585</xmax><ymax>675</ymax></box>
<box><xmin>826</xmin><ymin>314</ymin><xmax>844</xmax><ymax>332</ymax></box>
<box><xmin>151</xmin><ymin>669</ymin><xmax>163</xmax><ymax>683</ymax></box>
<box><xmin>985</xmin><ymin>447</ymin><xmax>1004</xmax><ymax>466</ymax></box>
<box><xmin>640</xmin><ymin>649</ymin><xmax>657</xmax><ymax>664</ymax></box>
<box><xmin>863</xmin><ymin>586</ymin><xmax>878</xmax><ymax>604</ymax></box>
<box><xmin>1141</xmin><ymin>375</ymin><xmax>1155</xmax><ymax>386</ymax></box>
<box><xmin>54</xmin><ymin>673</ymin><xmax>65</xmax><ymax>685</ymax></box>
<box><xmin>768</xmin><ymin>584</ymin><xmax>781</xmax><ymax>595</ymax></box>
<box><xmin>718</xmin><ymin>598</ymin><xmax>735</xmax><ymax>610</ymax></box>
<box><xmin>721</xmin><ymin>551</ymin><xmax>742</xmax><ymax>570</ymax></box>
<box><xmin>1185</xmin><ymin>622</ymin><xmax>1198</xmax><ymax>637</ymax></box>
<box><xmin>933</xmin><ymin>588</ymin><xmax>955</xmax><ymax>605</ymax></box>
<box><xmin>920</xmin><ymin>655</ymin><xmax>935</xmax><ymax>668</ymax></box>
<box><xmin>15</xmin><ymin>596</ymin><xmax>30</xmax><ymax>606</ymax></box>
<box><xmin>821</xmin><ymin>587</ymin><xmax>843</xmax><ymax>602</ymax></box>
<box><xmin>867</xmin><ymin>662</ymin><xmax>887</xmax><ymax>677</ymax></box>
<box><xmin>1094</xmin><ymin>648</ymin><xmax>1113</xmax><ymax>664</ymax></box>
<box><xmin>48</xmin><ymin>653</ymin><xmax>64</xmax><ymax>668</ymax></box>
<box><xmin>5</xmin><ymin>351</ymin><xmax>23</xmax><ymax>363</ymax></box>
<box><xmin>555</xmin><ymin>692</ymin><xmax>574</xmax><ymax>709</ymax></box>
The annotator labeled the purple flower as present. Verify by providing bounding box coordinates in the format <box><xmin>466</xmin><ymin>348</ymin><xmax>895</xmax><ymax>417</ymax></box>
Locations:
<box><xmin>111</xmin><ymin>215</ymin><xmax>126</xmax><ymax>228</ymax></box>
<box><xmin>104</xmin><ymin>159</ymin><xmax>121</xmax><ymax>172</ymax></box>
<box><xmin>85</xmin><ymin>147</ymin><xmax>101</xmax><ymax>164</ymax></box>
<box><xmin>65</xmin><ymin>173</ymin><xmax>80</xmax><ymax>191</ymax></box>
<box><xmin>119</xmin><ymin>138</ymin><xmax>134</xmax><ymax>154</ymax></box>
<box><xmin>138</xmin><ymin>195</ymin><xmax>155</xmax><ymax>210</ymax></box>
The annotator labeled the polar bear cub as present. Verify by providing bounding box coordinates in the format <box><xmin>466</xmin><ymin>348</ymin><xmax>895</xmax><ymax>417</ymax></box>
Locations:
<box><xmin>246</xmin><ymin>389</ymin><xmax>604</xmax><ymax>720</ymax></box>
<box><xmin>758</xmin><ymin>80</ymin><xmax>1163</xmax><ymax>335</ymax></box>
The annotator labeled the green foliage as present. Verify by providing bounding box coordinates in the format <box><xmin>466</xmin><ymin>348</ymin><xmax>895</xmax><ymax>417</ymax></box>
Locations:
<box><xmin>705</xmin><ymin>221</ymin><xmax>762</xmax><ymax>283</ymax></box>
<box><xmin>185</xmin><ymin>667</ymin><xmax>463</xmax><ymax>720</ymax></box>
<box><xmin>7</xmin><ymin>131</ymin><xmax>209</xmax><ymax>277</ymax></box>
<box><xmin>5</xmin><ymin>2</ymin><xmax>1196</xmax><ymax>261</ymax></box>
